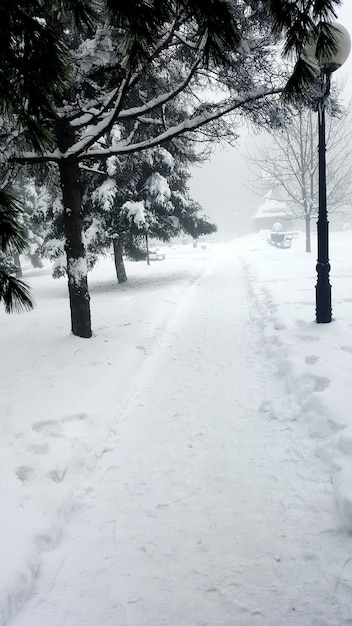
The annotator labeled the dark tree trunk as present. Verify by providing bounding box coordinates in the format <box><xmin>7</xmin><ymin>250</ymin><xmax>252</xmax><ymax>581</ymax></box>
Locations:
<box><xmin>13</xmin><ymin>253</ymin><xmax>22</xmax><ymax>277</ymax></box>
<box><xmin>305</xmin><ymin>213</ymin><xmax>311</xmax><ymax>253</ymax></box>
<box><xmin>113</xmin><ymin>239</ymin><xmax>127</xmax><ymax>283</ymax></box>
<box><xmin>56</xmin><ymin>117</ymin><xmax>91</xmax><ymax>337</ymax></box>
<box><xmin>145</xmin><ymin>233</ymin><xmax>150</xmax><ymax>265</ymax></box>
<box><xmin>59</xmin><ymin>155</ymin><xmax>92</xmax><ymax>338</ymax></box>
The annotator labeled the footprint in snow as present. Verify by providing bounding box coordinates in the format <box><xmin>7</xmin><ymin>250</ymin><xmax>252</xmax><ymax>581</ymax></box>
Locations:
<box><xmin>258</xmin><ymin>400</ymin><xmax>278</xmax><ymax>420</ymax></box>
<box><xmin>61</xmin><ymin>412</ymin><xmax>87</xmax><ymax>423</ymax></box>
<box><xmin>341</xmin><ymin>345</ymin><xmax>352</xmax><ymax>354</ymax></box>
<box><xmin>305</xmin><ymin>355</ymin><xmax>320</xmax><ymax>365</ymax></box>
<box><xmin>312</xmin><ymin>375</ymin><xmax>330</xmax><ymax>392</ymax></box>
<box><xmin>47</xmin><ymin>467</ymin><xmax>68</xmax><ymax>483</ymax></box>
<box><xmin>32</xmin><ymin>419</ymin><xmax>62</xmax><ymax>434</ymax></box>
<box><xmin>15</xmin><ymin>465</ymin><xmax>35</xmax><ymax>482</ymax></box>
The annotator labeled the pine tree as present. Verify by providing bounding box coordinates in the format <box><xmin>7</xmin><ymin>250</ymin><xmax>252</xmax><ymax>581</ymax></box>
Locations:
<box><xmin>41</xmin><ymin>144</ymin><xmax>216</xmax><ymax>282</ymax></box>
<box><xmin>0</xmin><ymin>0</ymin><xmax>97</xmax><ymax>315</ymax></box>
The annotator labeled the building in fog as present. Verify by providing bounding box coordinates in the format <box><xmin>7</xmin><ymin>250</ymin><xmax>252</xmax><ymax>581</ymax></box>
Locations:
<box><xmin>251</xmin><ymin>190</ymin><xmax>295</xmax><ymax>232</ymax></box>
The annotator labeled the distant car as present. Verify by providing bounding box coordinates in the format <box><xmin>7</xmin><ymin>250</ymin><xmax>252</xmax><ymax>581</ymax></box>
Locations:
<box><xmin>148</xmin><ymin>250</ymin><xmax>165</xmax><ymax>261</ymax></box>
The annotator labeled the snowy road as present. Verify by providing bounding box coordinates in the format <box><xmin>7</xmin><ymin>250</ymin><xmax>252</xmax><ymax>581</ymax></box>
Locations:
<box><xmin>7</xmin><ymin>244</ymin><xmax>352</xmax><ymax>625</ymax></box>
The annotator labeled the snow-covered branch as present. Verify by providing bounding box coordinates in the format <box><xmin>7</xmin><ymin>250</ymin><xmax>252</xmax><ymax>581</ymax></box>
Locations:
<box><xmin>76</xmin><ymin>86</ymin><xmax>283</xmax><ymax>159</ymax></box>
<box><xmin>13</xmin><ymin>85</ymin><xmax>282</xmax><ymax>165</ymax></box>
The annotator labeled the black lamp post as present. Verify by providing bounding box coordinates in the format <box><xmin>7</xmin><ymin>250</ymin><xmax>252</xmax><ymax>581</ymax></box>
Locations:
<box><xmin>316</xmin><ymin>66</ymin><xmax>333</xmax><ymax>322</ymax></box>
<box><xmin>304</xmin><ymin>23</ymin><xmax>351</xmax><ymax>323</ymax></box>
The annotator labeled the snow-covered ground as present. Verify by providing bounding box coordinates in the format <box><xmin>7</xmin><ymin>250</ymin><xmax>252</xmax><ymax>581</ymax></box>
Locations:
<box><xmin>1</xmin><ymin>232</ymin><xmax>352</xmax><ymax>625</ymax></box>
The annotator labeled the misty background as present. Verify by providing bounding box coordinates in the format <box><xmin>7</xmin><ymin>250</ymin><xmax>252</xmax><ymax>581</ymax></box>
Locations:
<box><xmin>189</xmin><ymin>2</ymin><xmax>352</xmax><ymax>242</ymax></box>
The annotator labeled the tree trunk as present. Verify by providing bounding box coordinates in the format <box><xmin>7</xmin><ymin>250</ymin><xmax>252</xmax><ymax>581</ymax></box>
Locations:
<box><xmin>145</xmin><ymin>233</ymin><xmax>150</xmax><ymax>265</ymax></box>
<box><xmin>305</xmin><ymin>213</ymin><xmax>311</xmax><ymax>253</ymax></box>
<box><xmin>56</xmin><ymin>117</ymin><xmax>92</xmax><ymax>338</ymax></box>
<box><xmin>113</xmin><ymin>239</ymin><xmax>127</xmax><ymax>283</ymax></box>
<box><xmin>13</xmin><ymin>253</ymin><xmax>22</xmax><ymax>277</ymax></box>
<box><xmin>58</xmin><ymin>155</ymin><xmax>92</xmax><ymax>338</ymax></box>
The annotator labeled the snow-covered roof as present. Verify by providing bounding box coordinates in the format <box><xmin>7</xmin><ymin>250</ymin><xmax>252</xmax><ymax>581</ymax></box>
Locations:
<box><xmin>252</xmin><ymin>191</ymin><xmax>287</xmax><ymax>221</ymax></box>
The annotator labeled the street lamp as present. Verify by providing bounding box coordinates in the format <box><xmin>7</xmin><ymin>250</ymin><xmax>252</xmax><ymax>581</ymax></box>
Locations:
<box><xmin>304</xmin><ymin>23</ymin><xmax>351</xmax><ymax>323</ymax></box>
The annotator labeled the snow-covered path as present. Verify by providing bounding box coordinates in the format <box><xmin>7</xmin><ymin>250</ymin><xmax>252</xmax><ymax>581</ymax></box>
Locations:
<box><xmin>7</xmin><ymin>245</ymin><xmax>352</xmax><ymax>625</ymax></box>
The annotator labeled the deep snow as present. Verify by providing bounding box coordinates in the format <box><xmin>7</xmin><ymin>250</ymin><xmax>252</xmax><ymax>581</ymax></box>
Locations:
<box><xmin>1</xmin><ymin>233</ymin><xmax>352</xmax><ymax>625</ymax></box>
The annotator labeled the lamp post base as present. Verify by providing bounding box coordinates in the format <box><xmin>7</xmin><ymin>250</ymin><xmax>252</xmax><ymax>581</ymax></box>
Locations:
<box><xmin>315</xmin><ymin>261</ymin><xmax>332</xmax><ymax>323</ymax></box>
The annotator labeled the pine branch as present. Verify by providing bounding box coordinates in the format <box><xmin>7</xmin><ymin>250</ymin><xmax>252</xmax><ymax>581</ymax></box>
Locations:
<box><xmin>0</xmin><ymin>189</ymin><xmax>28</xmax><ymax>254</ymax></box>
<box><xmin>78</xmin><ymin>86</ymin><xmax>282</xmax><ymax>159</ymax></box>
<box><xmin>267</xmin><ymin>0</ymin><xmax>342</xmax><ymax>101</ymax></box>
<box><xmin>0</xmin><ymin>266</ymin><xmax>34</xmax><ymax>313</ymax></box>
<box><xmin>282</xmin><ymin>58</ymin><xmax>320</xmax><ymax>102</ymax></box>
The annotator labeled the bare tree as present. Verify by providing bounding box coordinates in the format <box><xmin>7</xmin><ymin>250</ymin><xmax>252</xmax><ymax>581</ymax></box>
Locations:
<box><xmin>247</xmin><ymin>101</ymin><xmax>352</xmax><ymax>252</ymax></box>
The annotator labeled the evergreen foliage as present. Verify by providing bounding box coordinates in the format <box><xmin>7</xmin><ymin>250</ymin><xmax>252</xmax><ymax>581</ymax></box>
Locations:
<box><xmin>107</xmin><ymin>0</ymin><xmax>242</xmax><ymax>71</ymax></box>
<box><xmin>40</xmin><ymin>145</ymin><xmax>216</xmax><ymax>274</ymax></box>
<box><xmin>0</xmin><ymin>0</ymin><xmax>344</xmax><ymax>335</ymax></box>
<box><xmin>0</xmin><ymin>0</ymin><xmax>98</xmax><ymax>150</ymax></box>
<box><xmin>0</xmin><ymin>190</ymin><xmax>27</xmax><ymax>253</ymax></box>
<box><xmin>0</xmin><ymin>189</ymin><xmax>34</xmax><ymax>312</ymax></box>
<box><xmin>0</xmin><ymin>261</ymin><xmax>34</xmax><ymax>313</ymax></box>
<box><xmin>267</xmin><ymin>0</ymin><xmax>342</xmax><ymax>99</ymax></box>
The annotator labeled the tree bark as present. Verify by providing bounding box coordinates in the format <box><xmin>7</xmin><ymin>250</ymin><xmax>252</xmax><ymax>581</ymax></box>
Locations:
<box><xmin>305</xmin><ymin>213</ymin><xmax>311</xmax><ymax>253</ymax></box>
<box><xmin>56</xmin><ymin>117</ymin><xmax>92</xmax><ymax>338</ymax></box>
<box><xmin>113</xmin><ymin>239</ymin><xmax>127</xmax><ymax>283</ymax></box>
<box><xmin>145</xmin><ymin>233</ymin><xmax>150</xmax><ymax>266</ymax></box>
<box><xmin>13</xmin><ymin>253</ymin><xmax>22</xmax><ymax>277</ymax></box>
<box><xmin>59</xmin><ymin>155</ymin><xmax>92</xmax><ymax>337</ymax></box>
